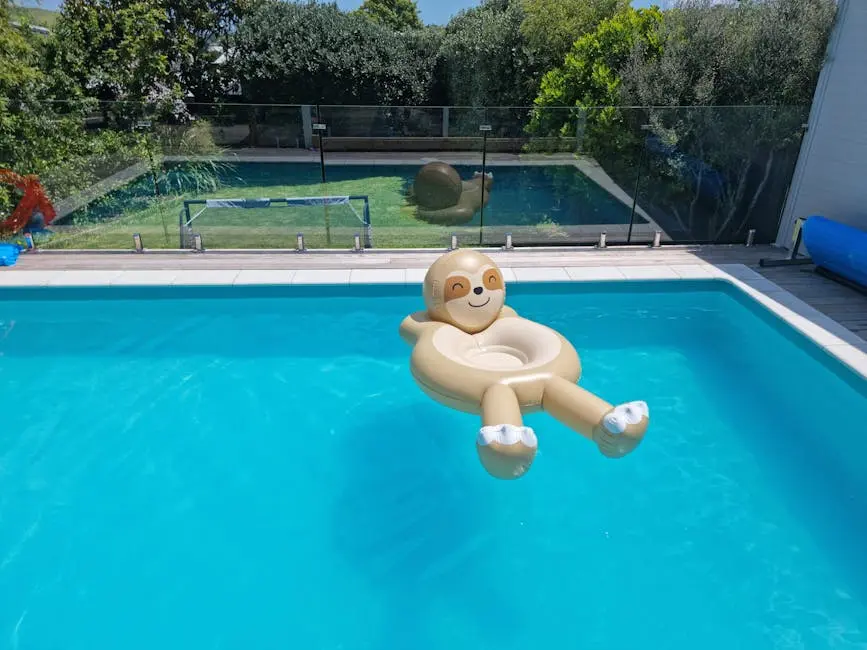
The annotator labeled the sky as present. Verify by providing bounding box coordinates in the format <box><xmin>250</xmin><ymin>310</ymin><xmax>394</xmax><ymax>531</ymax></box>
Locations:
<box><xmin>23</xmin><ymin>0</ymin><xmax>660</xmax><ymax>25</ymax></box>
<box><xmin>327</xmin><ymin>0</ymin><xmax>658</xmax><ymax>25</ymax></box>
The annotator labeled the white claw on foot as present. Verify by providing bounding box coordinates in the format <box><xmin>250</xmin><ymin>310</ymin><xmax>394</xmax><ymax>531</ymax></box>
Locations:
<box><xmin>602</xmin><ymin>401</ymin><xmax>649</xmax><ymax>435</ymax></box>
<box><xmin>478</xmin><ymin>424</ymin><xmax>537</xmax><ymax>448</ymax></box>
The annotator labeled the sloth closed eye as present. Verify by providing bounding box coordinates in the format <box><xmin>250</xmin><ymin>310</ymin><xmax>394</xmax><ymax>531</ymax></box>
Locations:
<box><xmin>484</xmin><ymin>272</ymin><xmax>501</xmax><ymax>289</ymax></box>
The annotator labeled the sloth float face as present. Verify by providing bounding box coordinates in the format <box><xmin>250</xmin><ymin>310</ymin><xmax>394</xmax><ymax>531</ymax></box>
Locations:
<box><xmin>423</xmin><ymin>250</ymin><xmax>505</xmax><ymax>333</ymax></box>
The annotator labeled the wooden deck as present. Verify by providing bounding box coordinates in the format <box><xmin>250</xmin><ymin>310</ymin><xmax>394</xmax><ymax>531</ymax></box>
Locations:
<box><xmin>757</xmin><ymin>264</ymin><xmax>867</xmax><ymax>340</ymax></box>
<box><xmin>9</xmin><ymin>244</ymin><xmax>867</xmax><ymax>342</ymax></box>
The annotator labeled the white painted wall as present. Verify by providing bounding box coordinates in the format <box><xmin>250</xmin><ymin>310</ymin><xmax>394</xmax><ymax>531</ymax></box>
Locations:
<box><xmin>776</xmin><ymin>0</ymin><xmax>867</xmax><ymax>250</ymax></box>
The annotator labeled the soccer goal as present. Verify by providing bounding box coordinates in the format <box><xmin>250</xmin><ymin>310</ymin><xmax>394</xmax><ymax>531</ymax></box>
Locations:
<box><xmin>179</xmin><ymin>195</ymin><xmax>372</xmax><ymax>249</ymax></box>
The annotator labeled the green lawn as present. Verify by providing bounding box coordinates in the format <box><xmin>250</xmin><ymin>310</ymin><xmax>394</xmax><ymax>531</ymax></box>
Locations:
<box><xmin>42</xmin><ymin>171</ymin><xmax>543</xmax><ymax>250</ymax></box>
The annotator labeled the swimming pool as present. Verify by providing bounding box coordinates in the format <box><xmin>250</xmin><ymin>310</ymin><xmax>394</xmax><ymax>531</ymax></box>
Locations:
<box><xmin>1</xmin><ymin>280</ymin><xmax>867</xmax><ymax>650</ymax></box>
<box><xmin>61</xmin><ymin>161</ymin><xmax>638</xmax><ymax>230</ymax></box>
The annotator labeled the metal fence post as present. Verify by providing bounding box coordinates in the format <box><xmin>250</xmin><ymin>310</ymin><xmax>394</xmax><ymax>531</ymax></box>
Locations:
<box><xmin>301</xmin><ymin>105</ymin><xmax>313</xmax><ymax>148</ymax></box>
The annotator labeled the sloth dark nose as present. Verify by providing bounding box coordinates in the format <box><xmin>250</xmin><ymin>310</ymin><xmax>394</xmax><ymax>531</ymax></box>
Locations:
<box><xmin>473</xmin><ymin>286</ymin><xmax>484</xmax><ymax>295</ymax></box>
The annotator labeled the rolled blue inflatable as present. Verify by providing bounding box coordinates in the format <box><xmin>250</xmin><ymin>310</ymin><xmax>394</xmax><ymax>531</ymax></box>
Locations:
<box><xmin>0</xmin><ymin>243</ymin><xmax>20</xmax><ymax>267</ymax></box>
<box><xmin>802</xmin><ymin>215</ymin><xmax>867</xmax><ymax>288</ymax></box>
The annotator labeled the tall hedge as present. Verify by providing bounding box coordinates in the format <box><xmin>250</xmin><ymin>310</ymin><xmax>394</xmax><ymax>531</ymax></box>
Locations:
<box><xmin>232</xmin><ymin>1</ymin><xmax>438</xmax><ymax>105</ymax></box>
<box><xmin>437</xmin><ymin>0</ymin><xmax>538</xmax><ymax>108</ymax></box>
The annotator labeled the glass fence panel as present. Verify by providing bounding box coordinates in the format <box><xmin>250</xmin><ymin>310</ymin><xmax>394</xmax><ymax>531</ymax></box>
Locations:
<box><xmin>633</xmin><ymin>105</ymin><xmax>809</xmax><ymax>245</ymax></box>
<box><xmin>240</xmin><ymin>104</ymin><xmax>356</xmax><ymax>250</ymax></box>
<box><xmin>577</xmin><ymin>106</ymin><xmax>652</xmax><ymax>246</ymax></box>
<box><xmin>18</xmin><ymin>102</ymin><xmax>317</xmax><ymax>251</ymax></box>
<box><xmin>319</xmin><ymin>105</ymin><xmax>444</xmax><ymax>139</ymax></box>
<box><xmin>446</xmin><ymin>107</ymin><xmax>487</xmax><ymax>138</ymax></box>
<box><xmin>476</xmin><ymin>106</ymin><xmax>647</xmax><ymax>247</ymax></box>
<box><xmin>320</xmin><ymin>105</ymin><xmax>485</xmax><ymax>250</ymax></box>
<box><xmin>162</xmin><ymin>103</ymin><xmax>313</xmax><ymax>250</ymax></box>
<box><xmin>10</xmin><ymin>100</ymin><xmax>157</xmax><ymax>250</ymax></box>
<box><xmin>172</xmin><ymin>103</ymin><xmax>309</xmax><ymax>150</ymax></box>
<box><xmin>1</xmin><ymin>103</ymin><xmax>808</xmax><ymax>251</ymax></box>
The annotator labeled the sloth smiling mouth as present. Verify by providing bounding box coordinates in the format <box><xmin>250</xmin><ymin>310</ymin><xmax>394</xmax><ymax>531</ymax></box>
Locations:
<box><xmin>468</xmin><ymin>297</ymin><xmax>491</xmax><ymax>308</ymax></box>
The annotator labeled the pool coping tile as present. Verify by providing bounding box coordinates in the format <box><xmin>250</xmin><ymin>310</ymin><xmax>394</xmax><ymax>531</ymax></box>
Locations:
<box><xmin>499</xmin><ymin>267</ymin><xmax>518</xmax><ymax>283</ymax></box>
<box><xmin>46</xmin><ymin>270</ymin><xmax>125</xmax><ymax>286</ymax></box>
<box><xmin>618</xmin><ymin>265</ymin><xmax>679</xmax><ymax>280</ymax></box>
<box><xmin>715</xmin><ymin>263</ymin><xmax>765</xmax><ymax>281</ymax></box>
<box><xmin>741</xmin><ymin>277</ymin><xmax>784</xmax><ymax>293</ymax></box>
<box><xmin>668</xmin><ymin>264</ymin><xmax>716</xmax><ymax>279</ymax></box>
<box><xmin>0</xmin><ymin>270</ymin><xmax>64</xmax><ymax>286</ymax></box>
<box><xmin>825</xmin><ymin>343</ymin><xmax>867</xmax><ymax>377</ymax></box>
<box><xmin>511</xmin><ymin>267</ymin><xmax>571</xmax><ymax>282</ymax></box>
<box><xmin>405</xmin><ymin>268</ymin><xmax>428</xmax><ymax>284</ymax></box>
<box><xmin>292</xmin><ymin>269</ymin><xmax>351</xmax><ymax>285</ymax></box>
<box><xmin>349</xmin><ymin>269</ymin><xmax>406</xmax><ymax>284</ymax></box>
<box><xmin>234</xmin><ymin>270</ymin><xmax>296</xmax><ymax>286</ymax></box>
<box><xmin>564</xmin><ymin>266</ymin><xmax>626</xmax><ymax>281</ymax></box>
<box><xmin>171</xmin><ymin>270</ymin><xmax>242</xmax><ymax>286</ymax></box>
<box><xmin>112</xmin><ymin>270</ymin><xmax>180</xmax><ymax>286</ymax></box>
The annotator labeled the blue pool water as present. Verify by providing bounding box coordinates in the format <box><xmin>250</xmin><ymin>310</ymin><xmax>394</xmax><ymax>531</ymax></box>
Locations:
<box><xmin>2</xmin><ymin>281</ymin><xmax>867</xmax><ymax>650</ymax></box>
<box><xmin>62</xmin><ymin>161</ymin><xmax>637</xmax><ymax>228</ymax></box>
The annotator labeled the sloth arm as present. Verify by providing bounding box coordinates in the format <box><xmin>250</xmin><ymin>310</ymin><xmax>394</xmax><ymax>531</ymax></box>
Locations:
<box><xmin>498</xmin><ymin>305</ymin><xmax>519</xmax><ymax>319</ymax></box>
<box><xmin>399</xmin><ymin>311</ymin><xmax>440</xmax><ymax>345</ymax></box>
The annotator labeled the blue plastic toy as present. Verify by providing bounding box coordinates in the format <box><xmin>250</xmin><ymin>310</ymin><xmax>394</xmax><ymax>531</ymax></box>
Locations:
<box><xmin>0</xmin><ymin>243</ymin><xmax>21</xmax><ymax>267</ymax></box>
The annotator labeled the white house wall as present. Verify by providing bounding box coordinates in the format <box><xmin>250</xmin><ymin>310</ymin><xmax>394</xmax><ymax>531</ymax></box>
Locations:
<box><xmin>776</xmin><ymin>0</ymin><xmax>867</xmax><ymax>249</ymax></box>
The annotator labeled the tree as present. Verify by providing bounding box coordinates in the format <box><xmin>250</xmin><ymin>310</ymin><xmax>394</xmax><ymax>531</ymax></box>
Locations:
<box><xmin>0</xmin><ymin>0</ymin><xmax>155</xmax><ymax>243</ymax></box>
<box><xmin>51</xmin><ymin>0</ymin><xmax>180</xmax><ymax>120</ymax></box>
<box><xmin>357</xmin><ymin>0</ymin><xmax>422</xmax><ymax>31</ymax></box>
<box><xmin>0</xmin><ymin>0</ymin><xmax>42</xmax><ymax>102</ymax></box>
<box><xmin>529</xmin><ymin>7</ymin><xmax>663</xmax><ymax>138</ymax></box>
<box><xmin>162</xmin><ymin>0</ymin><xmax>258</xmax><ymax>103</ymax></box>
<box><xmin>1</xmin><ymin>0</ymin><xmax>90</xmax><ymax>207</ymax></box>
<box><xmin>520</xmin><ymin>0</ymin><xmax>628</xmax><ymax>73</ymax></box>
<box><xmin>51</xmin><ymin>0</ymin><xmax>253</xmax><ymax>117</ymax></box>
<box><xmin>438</xmin><ymin>0</ymin><xmax>539</xmax><ymax>109</ymax></box>
<box><xmin>620</xmin><ymin>0</ymin><xmax>836</xmax><ymax>107</ymax></box>
<box><xmin>232</xmin><ymin>1</ymin><xmax>437</xmax><ymax>105</ymax></box>
<box><xmin>1</xmin><ymin>0</ymin><xmax>46</xmax><ymax>216</ymax></box>
<box><xmin>617</xmin><ymin>0</ymin><xmax>837</xmax><ymax>243</ymax></box>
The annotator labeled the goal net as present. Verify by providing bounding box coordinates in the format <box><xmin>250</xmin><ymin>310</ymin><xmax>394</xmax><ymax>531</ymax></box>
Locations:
<box><xmin>179</xmin><ymin>195</ymin><xmax>372</xmax><ymax>249</ymax></box>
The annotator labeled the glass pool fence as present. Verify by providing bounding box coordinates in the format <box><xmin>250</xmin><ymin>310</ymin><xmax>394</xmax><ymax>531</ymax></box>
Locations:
<box><xmin>2</xmin><ymin>101</ymin><xmax>809</xmax><ymax>251</ymax></box>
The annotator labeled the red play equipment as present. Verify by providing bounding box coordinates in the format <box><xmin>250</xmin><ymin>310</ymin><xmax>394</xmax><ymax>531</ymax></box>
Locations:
<box><xmin>0</xmin><ymin>169</ymin><xmax>56</xmax><ymax>233</ymax></box>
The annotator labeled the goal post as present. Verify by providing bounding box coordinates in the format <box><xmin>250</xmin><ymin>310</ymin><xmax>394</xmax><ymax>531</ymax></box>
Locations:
<box><xmin>179</xmin><ymin>195</ymin><xmax>372</xmax><ymax>249</ymax></box>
